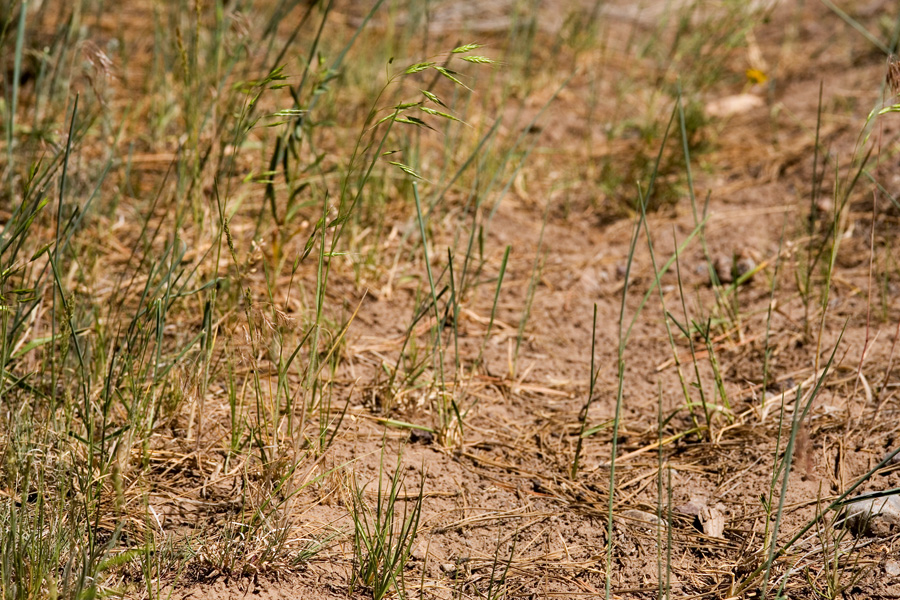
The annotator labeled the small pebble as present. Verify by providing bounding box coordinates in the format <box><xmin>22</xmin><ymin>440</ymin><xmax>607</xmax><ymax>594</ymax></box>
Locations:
<box><xmin>844</xmin><ymin>495</ymin><xmax>900</xmax><ymax>537</ymax></box>
<box><xmin>885</xmin><ymin>448</ymin><xmax>900</xmax><ymax>465</ymax></box>
<box><xmin>411</xmin><ymin>543</ymin><xmax>427</xmax><ymax>561</ymax></box>
<box><xmin>676</xmin><ymin>495</ymin><xmax>709</xmax><ymax>517</ymax></box>
<box><xmin>887</xmin><ymin>560</ymin><xmax>900</xmax><ymax>577</ymax></box>
<box><xmin>620</xmin><ymin>509</ymin><xmax>666</xmax><ymax>529</ymax></box>
<box><xmin>712</xmin><ymin>253</ymin><xmax>756</xmax><ymax>285</ymax></box>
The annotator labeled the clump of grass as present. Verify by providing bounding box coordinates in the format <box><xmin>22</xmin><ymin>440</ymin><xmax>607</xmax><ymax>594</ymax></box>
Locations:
<box><xmin>350</xmin><ymin>447</ymin><xmax>424</xmax><ymax>600</ymax></box>
<box><xmin>0</xmin><ymin>1</ymin><xmax>442</xmax><ymax>594</ymax></box>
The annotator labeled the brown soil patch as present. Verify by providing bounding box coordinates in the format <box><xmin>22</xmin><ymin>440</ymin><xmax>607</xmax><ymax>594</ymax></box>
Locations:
<box><xmin>5</xmin><ymin>0</ymin><xmax>900</xmax><ymax>599</ymax></box>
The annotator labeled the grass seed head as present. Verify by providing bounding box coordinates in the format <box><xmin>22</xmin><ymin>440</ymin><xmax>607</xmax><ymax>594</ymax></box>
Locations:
<box><xmin>887</xmin><ymin>54</ymin><xmax>900</xmax><ymax>97</ymax></box>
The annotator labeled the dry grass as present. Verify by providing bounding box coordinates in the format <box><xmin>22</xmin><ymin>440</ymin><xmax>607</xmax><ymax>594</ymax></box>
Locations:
<box><xmin>1</xmin><ymin>1</ymin><xmax>900</xmax><ymax>599</ymax></box>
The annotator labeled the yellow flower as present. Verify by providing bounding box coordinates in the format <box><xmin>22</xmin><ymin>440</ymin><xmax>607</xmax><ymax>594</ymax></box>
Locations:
<box><xmin>746</xmin><ymin>68</ymin><xmax>768</xmax><ymax>84</ymax></box>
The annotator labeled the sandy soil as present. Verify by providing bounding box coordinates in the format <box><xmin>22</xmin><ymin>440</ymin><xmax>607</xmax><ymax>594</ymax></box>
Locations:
<box><xmin>26</xmin><ymin>0</ymin><xmax>900</xmax><ymax>598</ymax></box>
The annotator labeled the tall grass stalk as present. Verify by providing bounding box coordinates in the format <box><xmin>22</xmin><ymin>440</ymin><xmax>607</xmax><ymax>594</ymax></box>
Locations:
<box><xmin>413</xmin><ymin>182</ymin><xmax>458</xmax><ymax>443</ymax></box>
<box><xmin>5</xmin><ymin>0</ymin><xmax>27</xmax><ymax>190</ymax></box>
<box><xmin>475</xmin><ymin>244</ymin><xmax>511</xmax><ymax>369</ymax></box>
<box><xmin>571</xmin><ymin>304</ymin><xmax>598</xmax><ymax>479</ymax></box>
<box><xmin>657</xmin><ymin>384</ymin><xmax>673</xmax><ymax>600</ymax></box>
<box><xmin>605</xmin><ymin>211</ymin><xmax>642</xmax><ymax>600</ymax></box>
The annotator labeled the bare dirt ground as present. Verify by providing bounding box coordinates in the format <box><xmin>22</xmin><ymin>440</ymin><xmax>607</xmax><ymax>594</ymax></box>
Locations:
<box><xmin>163</xmin><ymin>2</ymin><xmax>900</xmax><ymax>598</ymax></box>
<box><xmin>8</xmin><ymin>0</ymin><xmax>900</xmax><ymax>598</ymax></box>
<box><xmin>158</xmin><ymin>1</ymin><xmax>900</xmax><ymax>598</ymax></box>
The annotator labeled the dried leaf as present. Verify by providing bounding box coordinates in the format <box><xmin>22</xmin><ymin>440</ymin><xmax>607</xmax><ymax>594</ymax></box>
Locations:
<box><xmin>699</xmin><ymin>504</ymin><xmax>726</xmax><ymax>539</ymax></box>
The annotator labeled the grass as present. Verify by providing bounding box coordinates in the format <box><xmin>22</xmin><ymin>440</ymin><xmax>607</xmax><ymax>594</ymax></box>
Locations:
<box><xmin>1</xmin><ymin>0</ymin><xmax>900</xmax><ymax>598</ymax></box>
<box><xmin>350</xmin><ymin>445</ymin><xmax>424</xmax><ymax>600</ymax></box>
